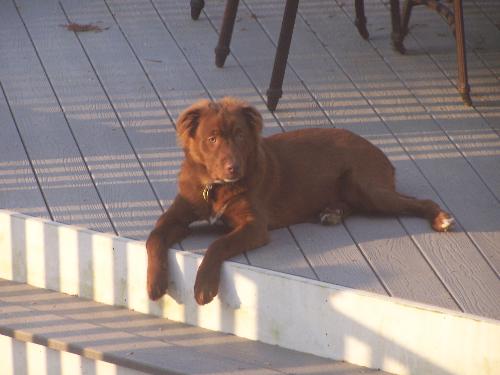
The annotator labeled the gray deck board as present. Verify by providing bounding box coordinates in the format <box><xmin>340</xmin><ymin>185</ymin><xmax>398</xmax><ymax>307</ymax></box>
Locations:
<box><xmin>0</xmin><ymin>278</ymin><xmax>386</xmax><ymax>375</ymax></box>
<box><xmin>0</xmin><ymin>0</ymin><xmax>114</xmax><ymax>233</ymax></box>
<box><xmin>0</xmin><ymin>84</ymin><xmax>49</xmax><ymax>218</ymax></box>
<box><xmin>16</xmin><ymin>0</ymin><xmax>166</xmax><ymax>239</ymax></box>
<box><xmin>1</xmin><ymin>0</ymin><xmax>499</xmax><ymax>320</ymax></box>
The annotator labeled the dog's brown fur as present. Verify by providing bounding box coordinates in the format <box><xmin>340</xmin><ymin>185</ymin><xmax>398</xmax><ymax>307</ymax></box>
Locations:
<box><xmin>146</xmin><ymin>97</ymin><xmax>453</xmax><ymax>305</ymax></box>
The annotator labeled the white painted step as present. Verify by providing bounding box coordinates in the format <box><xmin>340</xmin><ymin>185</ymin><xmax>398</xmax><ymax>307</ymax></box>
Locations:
<box><xmin>0</xmin><ymin>210</ymin><xmax>499</xmax><ymax>375</ymax></box>
<box><xmin>0</xmin><ymin>278</ymin><xmax>382</xmax><ymax>375</ymax></box>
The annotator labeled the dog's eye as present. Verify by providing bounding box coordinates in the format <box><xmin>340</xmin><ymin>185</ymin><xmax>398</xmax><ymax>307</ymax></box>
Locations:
<box><xmin>234</xmin><ymin>130</ymin><xmax>244</xmax><ymax>140</ymax></box>
<box><xmin>208</xmin><ymin>136</ymin><xmax>217</xmax><ymax>143</ymax></box>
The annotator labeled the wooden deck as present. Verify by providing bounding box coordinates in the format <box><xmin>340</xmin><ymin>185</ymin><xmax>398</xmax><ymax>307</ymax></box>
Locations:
<box><xmin>1</xmin><ymin>0</ymin><xmax>499</xmax><ymax>321</ymax></box>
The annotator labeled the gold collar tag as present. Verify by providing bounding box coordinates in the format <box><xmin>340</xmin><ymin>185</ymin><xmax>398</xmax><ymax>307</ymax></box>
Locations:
<box><xmin>202</xmin><ymin>184</ymin><xmax>213</xmax><ymax>202</ymax></box>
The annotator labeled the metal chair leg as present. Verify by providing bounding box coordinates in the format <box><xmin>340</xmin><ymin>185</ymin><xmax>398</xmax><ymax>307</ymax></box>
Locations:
<box><xmin>266</xmin><ymin>0</ymin><xmax>299</xmax><ymax>111</ymax></box>
<box><xmin>354</xmin><ymin>0</ymin><xmax>369</xmax><ymax>40</ymax></box>
<box><xmin>400</xmin><ymin>0</ymin><xmax>471</xmax><ymax>105</ymax></box>
<box><xmin>190</xmin><ymin>0</ymin><xmax>205</xmax><ymax>20</ymax></box>
<box><xmin>215</xmin><ymin>0</ymin><xmax>240</xmax><ymax>68</ymax></box>
<box><xmin>390</xmin><ymin>0</ymin><xmax>405</xmax><ymax>53</ymax></box>
<box><xmin>453</xmin><ymin>0</ymin><xmax>471</xmax><ymax>105</ymax></box>
<box><xmin>401</xmin><ymin>0</ymin><xmax>414</xmax><ymax>36</ymax></box>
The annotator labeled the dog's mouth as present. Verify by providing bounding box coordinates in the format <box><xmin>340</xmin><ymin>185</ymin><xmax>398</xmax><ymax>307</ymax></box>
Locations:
<box><xmin>222</xmin><ymin>177</ymin><xmax>240</xmax><ymax>183</ymax></box>
<box><xmin>211</xmin><ymin>177</ymin><xmax>240</xmax><ymax>184</ymax></box>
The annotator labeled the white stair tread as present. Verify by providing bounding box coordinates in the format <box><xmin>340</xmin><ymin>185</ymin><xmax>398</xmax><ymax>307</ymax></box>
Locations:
<box><xmin>0</xmin><ymin>278</ymin><xmax>385</xmax><ymax>375</ymax></box>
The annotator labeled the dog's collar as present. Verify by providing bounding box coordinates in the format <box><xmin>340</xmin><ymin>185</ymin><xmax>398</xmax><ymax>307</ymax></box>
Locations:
<box><xmin>202</xmin><ymin>179</ymin><xmax>239</xmax><ymax>202</ymax></box>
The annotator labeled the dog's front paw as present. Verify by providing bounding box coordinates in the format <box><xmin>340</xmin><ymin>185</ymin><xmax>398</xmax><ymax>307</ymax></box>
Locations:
<box><xmin>194</xmin><ymin>262</ymin><xmax>221</xmax><ymax>305</ymax></box>
<box><xmin>432</xmin><ymin>211</ymin><xmax>455</xmax><ymax>232</ymax></box>
<box><xmin>147</xmin><ymin>261</ymin><xmax>168</xmax><ymax>300</ymax></box>
<box><xmin>146</xmin><ymin>231</ymin><xmax>169</xmax><ymax>300</ymax></box>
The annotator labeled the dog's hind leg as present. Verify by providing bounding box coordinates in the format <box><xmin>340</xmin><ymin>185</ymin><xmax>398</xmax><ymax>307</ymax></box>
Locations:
<box><xmin>358</xmin><ymin>187</ymin><xmax>454</xmax><ymax>232</ymax></box>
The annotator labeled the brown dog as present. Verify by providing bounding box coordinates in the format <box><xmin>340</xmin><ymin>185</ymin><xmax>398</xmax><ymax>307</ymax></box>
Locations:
<box><xmin>146</xmin><ymin>97</ymin><xmax>453</xmax><ymax>305</ymax></box>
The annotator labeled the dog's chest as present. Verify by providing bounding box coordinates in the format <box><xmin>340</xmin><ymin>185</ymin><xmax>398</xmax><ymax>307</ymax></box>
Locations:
<box><xmin>202</xmin><ymin>183</ymin><xmax>245</xmax><ymax>225</ymax></box>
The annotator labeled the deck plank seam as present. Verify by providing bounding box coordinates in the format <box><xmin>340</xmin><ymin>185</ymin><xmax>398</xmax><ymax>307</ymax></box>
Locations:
<box><xmin>55</xmin><ymin>0</ymin><xmax>194</xmax><ymax>256</ymax></box>
<box><xmin>201</xmin><ymin>2</ymin><xmax>370</xmax><ymax>277</ymax></box>
<box><xmin>291</xmin><ymin>2</ymin><xmax>466</xmax><ymax>299</ymax></box>
<box><xmin>234</xmin><ymin>0</ymin><xmax>500</xmax><ymax>308</ymax></box>
<box><xmin>293</xmin><ymin>0</ymin><xmax>500</xmax><ymax>279</ymax></box>
<box><xmin>0</xmin><ymin>81</ymin><xmax>53</xmax><ymax>221</ymax></box>
<box><xmin>57</xmin><ymin>0</ymin><xmax>166</xmax><ymax>218</ymax></box>
<box><xmin>10</xmin><ymin>0</ymin><xmax>118</xmax><ymax>235</ymax></box>
<box><xmin>199</xmin><ymin>1</ymin><xmax>341</xmax><ymax>274</ymax></box>
<box><xmin>103</xmin><ymin>0</ymin><xmax>250</xmax><ymax>260</ymax></box>
<box><xmin>373</xmin><ymin>0</ymin><xmax>500</xmax><ymax>158</ymax></box>
<box><xmin>148</xmin><ymin>0</ymin><xmax>322</xmax><ymax>272</ymax></box>
<box><xmin>471</xmin><ymin>0</ymin><xmax>500</xmax><ymax>31</ymax></box>
<box><xmin>202</xmin><ymin>0</ymin><xmax>473</xmax><ymax>297</ymax></box>
<box><xmin>396</xmin><ymin>216</ymin><xmax>464</xmax><ymax>311</ymax></box>
<box><xmin>147</xmin><ymin>0</ymin><xmax>221</xmax><ymax>105</ymax></box>
<box><xmin>338</xmin><ymin>0</ymin><xmax>500</xmax><ymax>279</ymax></box>
<box><xmin>338</xmin><ymin>222</ymin><xmax>394</xmax><ymax>297</ymax></box>
<box><xmin>100</xmin><ymin>0</ymin><xmax>179</xmax><ymax>141</ymax></box>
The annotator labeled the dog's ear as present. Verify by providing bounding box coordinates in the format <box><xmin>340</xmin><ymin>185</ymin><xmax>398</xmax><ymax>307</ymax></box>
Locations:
<box><xmin>219</xmin><ymin>97</ymin><xmax>263</xmax><ymax>136</ymax></box>
<box><xmin>176</xmin><ymin>99</ymin><xmax>210</xmax><ymax>147</ymax></box>
<box><xmin>240</xmin><ymin>104</ymin><xmax>263</xmax><ymax>136</ymax></box>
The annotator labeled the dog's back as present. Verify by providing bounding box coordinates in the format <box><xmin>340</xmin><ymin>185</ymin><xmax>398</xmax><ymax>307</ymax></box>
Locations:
<box><xmin>259</xmin><ymin>128</ymin><xmax>395</xmax><ymax>227</ymax></box>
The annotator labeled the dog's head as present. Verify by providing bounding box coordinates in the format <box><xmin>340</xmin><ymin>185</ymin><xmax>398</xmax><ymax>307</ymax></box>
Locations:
<box><xmin>176</xmin><ymin>97</ymin><xmax>263</xmax><ymax>183</ymax></box>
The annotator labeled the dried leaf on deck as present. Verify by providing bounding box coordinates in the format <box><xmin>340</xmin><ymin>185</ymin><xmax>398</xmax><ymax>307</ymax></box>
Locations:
<box><xmin>60</xmin><ymin>22</ymin><xmax>109</xmax><ymax>32</ymax></box>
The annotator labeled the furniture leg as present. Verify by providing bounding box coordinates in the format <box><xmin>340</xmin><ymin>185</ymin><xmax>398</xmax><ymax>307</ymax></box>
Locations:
<box><xmin>190</xmin><ymin>0</ymin><xmax>205</xmax><ymax>20</ymax></box>
<box><xmin>390</xmin><ymin>0</ymin><xmax>405</xmax><ymax>53</ymax></box>
<box><xmin>215</xmin><ymin>0</ymin><xmax>240</xmax><ymax>68</ymax></box>
<box><xmin>266</xmin><ymin>0</ymin><xmax>299</xmax><ymax>111</ymax></box>
<box><xmin>401</xmin><ymin>0</ymin><xmax>414</xmax><ymax>37</ymax></box>
<box><xmin>453</xmin><ymin>0</ymin><xmax>471</xmax><ymax>105</ymax></box>
<box><xmin>354</xmin><ymin>0</ymin><xmax>369</xmax><ymax>39</ymax></box>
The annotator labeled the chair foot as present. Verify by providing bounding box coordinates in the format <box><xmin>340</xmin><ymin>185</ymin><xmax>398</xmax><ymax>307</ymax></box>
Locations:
<box><xmin>460</xmin><ymin>89</ymin><xmax>472</xmax><ymax>106</ymax></box>
<box><xmin>214</xmin><ymin>0</ymin><xmax>240</xmax><ymax>68</ymax></box>
<box><xmin>392</xmin><ymin>40</ymin><xmax>406</xmax><ymax>54</ymax></box>
<box><xmin>355</xmin><ymin>19</ymin><xmax>369</xmax><ymax>40</ymax></box>
<box><xmin>191</xmin><ymin>0</ymin><xmax>205</xmax><ymax>20</ymax></box>
<box><xmin>392</xmin><ymin>33</ymin><xmax>406</xmax><ymax>54</ymax></box>
<box><xmin>214</xmin><ymin>46</ymin><xmax>230</xmax><ymax>68</ymax></box>
<box><xmin>266</xmin><ymin>88</ymin><xmax>282</xmax><ymax>112</ymax></box>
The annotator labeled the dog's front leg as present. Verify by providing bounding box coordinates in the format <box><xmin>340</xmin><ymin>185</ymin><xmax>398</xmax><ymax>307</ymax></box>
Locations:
<box><xmin>194</xmin><ymin>219</ymin><xmax>269</xmax><ymax>305</ymax></box>
<box><xmin>147</xmin><ymin>195</ymin><xmax>197</xmax><ymax>300</ymax></box>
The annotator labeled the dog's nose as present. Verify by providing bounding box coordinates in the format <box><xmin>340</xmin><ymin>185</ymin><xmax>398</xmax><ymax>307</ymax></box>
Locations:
<box><xmin>225</xmin><ymin>161</ymin><xmax>240</xmax><ymax>176</ymax></box>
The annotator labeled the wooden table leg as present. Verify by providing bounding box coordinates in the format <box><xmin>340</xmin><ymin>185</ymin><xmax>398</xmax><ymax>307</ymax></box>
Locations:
<box><xmin>266</xmin><ymin>0</ymin><xmax>299</xmax><ymax>111</ymax></box>
<box><xmin>453</xmin><ymin>0</ymin><xmax>471</xmax><ymax>105</ymax></box>
<box><xmin>215</xmin><ymin>0</ymin><xmax>240</xmax><ymax>68</ymax></box>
